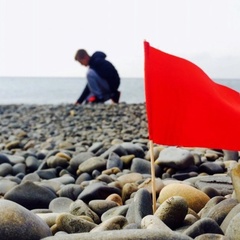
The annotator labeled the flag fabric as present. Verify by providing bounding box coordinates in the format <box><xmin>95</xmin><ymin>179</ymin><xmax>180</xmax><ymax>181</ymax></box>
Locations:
<box><xmin>144</xmin><ymin>41</ymin><xmax>240</xmax><ymax>151</ymax></box>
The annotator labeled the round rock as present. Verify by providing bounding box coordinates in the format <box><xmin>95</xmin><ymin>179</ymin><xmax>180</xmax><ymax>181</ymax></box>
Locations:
<box><xmin>77</xmin><ymin>157</ymin><xmax>107</xmax><ymax>175</ymax></box>
<box><xmin>107</xmin><ymin>152</ymin><xmax>123</xmax><ymax>170</ymax></box>
<box><xmin>158</xmin><ymin>183</ymin><xmax>210</xmax><ymax>213</ymax></box>
<box><xmin>154</xmin><ymin>196</ymin><xmax>188</xmax><ymax>229</ymax></box>
<box><xmin>56</xmin><ymin>212</ymin><xmax>97</xmax><ymax>234</ymax></box>
<box><xmin>183</xmin><ymin>217</ymin><xmax>224</xmax><ymax>238</ymax></box>
<box><xmin>0</xmin><ymin>199</ymin><xmax>52</xmax><ymax>240</ymax></box>
<box><xmin>70</xmin><ymin>199</ymin><xmax>100</xmax><ymax>223</ymax></box>
<box><xmin>4</xmin><ymin>181</ymin><xmax>57</xmax><ymax>209</ymax></box>
<box><xmin>90</xmin><ymin>215</ymin><xmax>128</xmax><ymax>232</ymax></box>
<box><xmin>49</xmin><ymin>197</ymin><xmax>73</xmax><ymax>213</ymax></box>
<box><xmin>88</xmin><ymin>199</ymin><xmax>118</xmax><ymax>216</ymax></box>
<box><xmin>77</xmin><ymin>182</ymin><xmax>121</xmax><ymax>203</ymax></box>
<box><xmin>58</xmin><ymin>184</ymin><xmax>83</xmax><ymax>200</ymax></box>
<box><xmin>156</xmin><ymin>147</ymin><xmax>195</xmax><ymax>169</ymax></box>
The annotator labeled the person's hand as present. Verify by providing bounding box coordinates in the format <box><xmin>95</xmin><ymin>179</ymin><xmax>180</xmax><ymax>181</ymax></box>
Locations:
<box><xmin>75</xmin><ymin>101</ymin><xmax>81</xmax><ymax>105</ymax></box>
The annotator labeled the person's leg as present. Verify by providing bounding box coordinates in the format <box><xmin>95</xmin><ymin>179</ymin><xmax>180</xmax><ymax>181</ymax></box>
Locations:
<box><xmin>86</xmin><ymin>69</ymin><xmax>111</xmax><ymax>102</ymax></box>
<box><xmin>111</xmin><ymin>90</ymin><xmax>121</xmax><ymax>103</ymax></box>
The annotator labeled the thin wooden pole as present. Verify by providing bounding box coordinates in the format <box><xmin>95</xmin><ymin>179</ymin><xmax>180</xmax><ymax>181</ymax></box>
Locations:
<box><xmin>149</xmin><ymin>140</ymin><xmax>157</xmax><ymax>213</ymax></box>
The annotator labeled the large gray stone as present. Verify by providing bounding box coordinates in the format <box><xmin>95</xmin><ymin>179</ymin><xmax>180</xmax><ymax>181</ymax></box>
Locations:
<box><xmin>77</xmin><ymin>182</ymin><xmax>121</xmax><ymax>203</ymax></box>
<box><xmin>156</xmin><ymin>147</ymin><xmax>194</xmax><ymax>169</ymax></box>
<box><xmin>4</xmin><ymin>181</ymin><xmax>57</xmax><ymax>209</ymax></box>
<box><xmin>0</xmin><ymin>199</ymin><xmax>52</xmax><ymax>240</ymax></box>
<box><xmin>42</xmin><ymin>229</ymin><xmax>192</xmax><ymax>240</ymax></box>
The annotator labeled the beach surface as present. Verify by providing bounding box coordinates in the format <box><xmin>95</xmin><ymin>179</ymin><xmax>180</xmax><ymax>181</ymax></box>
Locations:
<box><xmin>0</xmin><ymin>103</ymin><xmax>239</xmax><ymax>239</ymax></box>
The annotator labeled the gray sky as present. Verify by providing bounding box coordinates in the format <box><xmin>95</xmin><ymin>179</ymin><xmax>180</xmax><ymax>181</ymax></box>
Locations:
<box><xmin>0</xmin><ymin>0</ymin><xmax>240</xmax><ymax>78</ymax></box>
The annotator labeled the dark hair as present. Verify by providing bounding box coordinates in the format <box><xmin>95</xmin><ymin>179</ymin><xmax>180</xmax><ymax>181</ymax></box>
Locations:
<box><xmin>75</xmin><ymin>49</ymin><xmax>88</xmax><ymax>61</ymax></box>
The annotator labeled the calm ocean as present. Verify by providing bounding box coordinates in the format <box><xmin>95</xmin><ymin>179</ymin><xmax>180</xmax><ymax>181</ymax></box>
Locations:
<box><xmin>0</xmin><ymin>77</ymin><xmax>145</xmax><ymax>104</ymax></box>
<box><xmin>0</xmin><ymin>77</ymin><xmax>239</xmax><ymax>105</ymax></box>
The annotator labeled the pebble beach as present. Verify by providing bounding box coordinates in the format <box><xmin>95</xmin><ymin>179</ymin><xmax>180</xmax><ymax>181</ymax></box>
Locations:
<box><xmin>0</xmin><ymin>103</ymin><xmax>240</xmax><ymax>240</ymax></box>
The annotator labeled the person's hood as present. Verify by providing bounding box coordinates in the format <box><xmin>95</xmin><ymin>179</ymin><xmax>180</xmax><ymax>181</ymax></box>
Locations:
<box><xmin>91</xmin><ymin>51</ymin><xmax>106</xmax><ymax>60</ymax></box>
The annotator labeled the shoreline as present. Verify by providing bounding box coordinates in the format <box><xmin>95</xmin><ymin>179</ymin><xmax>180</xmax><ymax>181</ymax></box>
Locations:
<box><xmin>0</xmin><ymin>103</ymin><xmax>239</xmax><ymax>239</ymax></box>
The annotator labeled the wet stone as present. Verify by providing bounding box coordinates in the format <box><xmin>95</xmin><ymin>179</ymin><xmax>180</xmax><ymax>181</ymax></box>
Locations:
<box><xmin>130</xmin><ymin>157</ymin><xmax>161</xmax><ymax>176</ymax></box>
<box><xmin>12</xmin><ymin>162</ymin><xmax>26</xmax><ymax>175</ymax></box>
<box><xmin>77</xmin><ymin>182</ymin><xmax>121</xmax><ymax>203</ymax></box>
<box><xmin>88</xmin><ymin>199</ymin><xmax>118</xmax><ymax>216</ymax></box>
<box><xmin>0</xmin><ymin>154</ymin><xmax>11</xmax><ymax>164</ymax></box>
<box><xmin>77</xmin><ymin>157</ymin><xmax>107</xmax><ymax>175</ymax></box>
<box><xmin>122</xmin><ymin>182</ymin><xmax>138</xmax><ymax>202</ymax></box>
<box><xmin>70</xmin><ymin>152</ymin><xmax>95</xmax><ymax>172</ymax></box>
<box><xmin>69</xmin><ymin>199</ymin><xmax>100</xmax><ymax>223</ymax></box>
<box><xmin>194</xmin><ymin>233</ymin><xmax>228</xmax><ymax>240</ymax></box>
<box><xmin>55</xmin><ymin>212</ymin><xmax>97</xmax><ymax>234</ymax></box>
<box><xmin>154</xmin><ymin>196</ymin><xmax>188</xmax><ymax>229</ymax></box>
<box><xmin>199</xmin><ymin>196</ymin><xmax>226</xmax><ymax>218</ymax></box>
<box><xmin>96</xmin><ymin>174</ymin><xmax>114</xmax><ymax>184</ymax></box>
<box><xmin>90</xmin><ymin>215</ymin><xmax>128</xmax><ymax>232</ymax></box>
<box><xmin>156</xmin><ymin>147</ymin><xmax>195</xmax><ymax>170</ymax></box>
<box><xmin>21</xmin><ymin>172</ymin><xmax>41</xmax><ymax>183</ymax></box>
<box><xmin>183</xmin><ymin>217</ymin><xmax>224</xmax><ymax>238</ymax></box>
<box><xmin>47</xmin><ymin>156</ymin><xmax>69</xmax><ymax>168</ymax></box>
<box><xmin>106</xmin><ymin>193</ymin><xmax>123</xmax><ymax>206</ymax></box>
<box><xmin>0</xmin><ymin>199</ymin><xmax>52</xmax><ymax>240</ymax></box>
<box><xmin>225</xmin><ymin>212</ymin><xmax>240</xmax><ymax>239</ymax></box>
<box><xmin>25</xmin><ymin>155</ymin><xmax>40</xmax><ymax>172</ymax></box>
<box><xmin>220</xmin><ymin>203</ymin><xmax>240</xmax><ymax>233</ymax></box>
<box><xmin>158</xmin><ymin>183</ymin><xmax>210</xmax><ymax>213</ymax></box>
<box><xmin>75</xmin><ymin>172</ymin><xmax>92</xmax><ymax>185</ymax></box>
<box><xmin>172</xmin><ymin>172</ymin><xmax>198</xmax><ymax>181</ymax></box>
<box><xmin>37</xmin><ymin>168</ymin><xmax>58</xmax><ymax>179</ymax></box>
<box><xmin>107</xmin><ymin>152</ymin><xmax>123</xmax><ymax>170</ymax></box>
<box><xmin>101</xmin><ymin>205</ymin><xmax>129</xmax><ymax>222</ymax></box>
<box><xmin>100</xmin><ymin>144</ymin><xmax>128</xmax><ymax>159</ymax></box>
<box><xmin>126</xmin><ymin>188</ymin><xmax>153</xmax><ymax>225</ymax></box>
<box><xmin>7</xmin><ymin>154</ymin><xmax>25</xmax><ymax>164</ymax></box>
<box><xmin>120</xmin><ymin>142</ymin><xmax>145</xmax><ymax>158</ymax></box>
<box><xmin>4</xmin><ymin>181</ymin><xmax>57</xmax><ymax>210</ymax></box>
<box><xmin>198</xmin><ymin>162</ymin><xmax>225</xmax><ymax>175</ymax></box>
<box><xmin>190</xmin><ymin>175</ymin><xmax>234</xmax><ymax>197</ymax></box>
<box><xmin>49</xmin><ymin>197</ymin><xmax>74</xmax><ymax>213</ymax></box>
<box><xmin>204</xmin><ymin>198</ymin><xmax>238</xmax><ymax>225</ymax></box>
<box><xmin>0</xmin><ymin>179</ymin><xmax>18</xmax><ymax>195</ymax></box>
<box><xmin>58</xmin><ymin>184</ymin><xmax>84</xmax><ymax>200</ymax></box>
<box><xmin>0</xmin><ymin>163</ymin><xmax>13</xmax><ymax>177</ymax></box>
<box><xmin>88</xmin><ymin>142</ymin><xmax>104</xmax><ymax>153</ymax></box>
<box><xmin>223</xmin><ymin>150</ymin><xmax>239</xmax><ymax>161</ymax></box>
<box><xmin>42</xmin><ymin>229</ymin><xmax>193</xmax><ymax>240</ymax></box>
<box><xmin>141</xmin><ymin>215</ymin><xmax>172</xmax><ymax>232</ymax></box>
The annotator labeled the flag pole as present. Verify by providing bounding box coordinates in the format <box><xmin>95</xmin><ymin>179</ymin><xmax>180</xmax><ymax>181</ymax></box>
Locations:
<box><xmin>149</xmin><ymin>140</ymin><xmax>157</xmax><ymax>213</ymax></box>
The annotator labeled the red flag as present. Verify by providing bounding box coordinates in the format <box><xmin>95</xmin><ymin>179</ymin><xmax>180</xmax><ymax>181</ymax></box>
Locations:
<box><xmin>144</xmin><ymin>41</ymin><xmax>240</xmax><ymax>151</ymax></box>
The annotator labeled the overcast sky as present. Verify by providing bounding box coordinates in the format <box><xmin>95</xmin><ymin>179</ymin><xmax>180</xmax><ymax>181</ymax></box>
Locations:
<box><xmin>0</xmin><ymin>0</ymin><xmax>240</xmax><ymax>78</ymax></box>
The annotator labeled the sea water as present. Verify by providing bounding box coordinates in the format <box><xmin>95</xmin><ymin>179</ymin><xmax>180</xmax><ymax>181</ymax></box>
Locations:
<box><xmin>0</xmin><ymin>77</ymin><xmax>239</xmax><ymax>105</ymax></box>
<box><xmin>0</xmin><ymin>77</ymin><xmax>145</xmax><ymax>104</ymax></box>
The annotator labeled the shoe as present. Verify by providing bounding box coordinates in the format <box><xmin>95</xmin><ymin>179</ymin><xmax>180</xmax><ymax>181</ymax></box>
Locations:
<box><xmin>112</xmin><ymin>91</ymin><xmax>121</xmax><ymax>103</ymax></box>
<box><xmin>87</xmin><ymin>95</ymin><xmax>97</xmax><ymax>103</ymax></box>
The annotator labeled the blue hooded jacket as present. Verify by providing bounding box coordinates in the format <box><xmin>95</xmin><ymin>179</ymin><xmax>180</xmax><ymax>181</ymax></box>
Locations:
<box><xmin>77</xmin><ymin>51</ymin><xmax>120</xmax><ymax>104</ymax></box>
<box><xmin>89</xmin><ymin>51</ymin><xmax>120</xmax><ymax>91</ymax></box>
